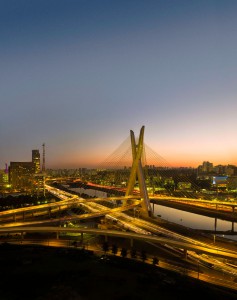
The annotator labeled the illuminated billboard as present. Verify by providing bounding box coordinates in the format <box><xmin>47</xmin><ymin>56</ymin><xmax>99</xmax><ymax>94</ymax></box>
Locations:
<box><xmin>212</xmin><ymin>176</ymin><xmax>228</xmax><ymax>186</ymax></box>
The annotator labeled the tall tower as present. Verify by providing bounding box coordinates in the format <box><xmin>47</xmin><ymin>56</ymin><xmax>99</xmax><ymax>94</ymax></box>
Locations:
<box><xmin>4</xmin><ymin>163</ymin><xmax>8</xmax><ymax>174</ymax></box>
<box><xmin>42</xmin><ymin>143</ymin><xmax>45</xmax><ymax>173</ymax></box>
<box><xmin>41</xmin><ymin>143</ymin><xmax>46</xmax><ymax>197</ymax></box>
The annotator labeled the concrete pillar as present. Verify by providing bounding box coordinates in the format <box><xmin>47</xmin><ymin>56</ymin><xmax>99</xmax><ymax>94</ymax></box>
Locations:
<box><xmin>125</xmin><ymin>126</ymin><xmax>152</xmax><ymax>216</ymax></box>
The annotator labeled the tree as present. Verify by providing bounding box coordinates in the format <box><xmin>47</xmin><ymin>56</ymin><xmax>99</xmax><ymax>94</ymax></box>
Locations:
<box><xmin>130</xmin><ymin>248</ymin><xmax>137</xmax><ymax>259</ymax></box>
<box><xmin>140</xmin><ymin>250</ymin><xmax>147</xmax><ymax>262</ymax></box>
<box><xmin>111</xmin><ymin>244</ymin><xmax>118</xmax><ymax>255</ymax></box>
<box><xmin>72</xmin><ymin>241</ymin><xmax>77</xmax><ymax>248</ymax></box>
<box><xmin>102</xmin><ymin>241</ymin><xmax>109</xmax><ymax>255</ymax></box>
<box><xmin>152</xmin><ymin>257</ymin><xmax>159</xmax><ymax>265</ymax></box>
<box><xmin>120</xmin><ymin>248</ymin><xmax>128</xmax><ymax>258</ymax></box>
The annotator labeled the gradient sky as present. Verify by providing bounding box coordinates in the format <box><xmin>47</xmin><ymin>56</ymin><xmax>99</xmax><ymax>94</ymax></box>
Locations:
<box><xmin>1</xmin><ymin>0</ymin><xmax>237</xmax><ymax>169</ymax></box>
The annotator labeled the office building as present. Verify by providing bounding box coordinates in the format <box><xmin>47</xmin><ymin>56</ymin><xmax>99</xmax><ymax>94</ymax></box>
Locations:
<box><xmin>9</xmin><ymin>149</ymin><xmax>43</xmax><ymax>193</ymax></box>
<box><xmin>32</xmin><ymin>150</ymin><xmax>40</xmax><ymax>173</ymax></box>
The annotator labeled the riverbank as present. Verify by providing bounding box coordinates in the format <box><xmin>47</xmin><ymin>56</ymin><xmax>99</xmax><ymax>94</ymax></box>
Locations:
<box><xmin>150</xmin><ymin>199</ymin><xmax>237</xmax><ymax>222</ymax></box>
<box><xmin>138</xmin><ymin>204</ymin><xmax>237</xmax><ymax>252</ymax></box>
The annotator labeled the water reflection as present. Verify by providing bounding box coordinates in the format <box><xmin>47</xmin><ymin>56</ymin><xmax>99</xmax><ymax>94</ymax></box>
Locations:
<box><xmin>154</xmin><ymin>204</ymin><xmax>237</xmax><ymax>241</ymax></box>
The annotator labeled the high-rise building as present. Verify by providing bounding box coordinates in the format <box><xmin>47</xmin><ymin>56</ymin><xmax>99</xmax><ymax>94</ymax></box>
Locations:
<box><xmin>9</xmin><ymin>162</ymin><xmax>34</xmax><ymax>190</ymax></box>
<box><xmin>32</xmin><ymin>150</ymin><xmax>40</xmax><ymax>173</ymax></box>
<box><xmin>202</xmin><ymin>161</ymin><xmax>213</xmax><ymax>173</ymax></box>
<box><xmin>9</xmin><ymin>149</ymin><xmax>43</xmax><ymax>193</ymax></box>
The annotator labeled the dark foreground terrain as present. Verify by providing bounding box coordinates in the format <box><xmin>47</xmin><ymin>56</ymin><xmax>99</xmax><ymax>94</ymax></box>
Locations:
<box><xmin>0</xmin><ymin>243</ymin><xmax>237</xmax><ymax>300</ymax></box>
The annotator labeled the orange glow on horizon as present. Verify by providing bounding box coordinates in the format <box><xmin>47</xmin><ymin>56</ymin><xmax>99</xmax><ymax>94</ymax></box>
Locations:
<box><xmin>46</xmin><ymin>141</ymin><xmax>237</xmax><ymax>169</ymax></box>
<box><xmin>47</xmin><ymin>156</ymin><xmax>237</xmax><ymax>170</ymax></box>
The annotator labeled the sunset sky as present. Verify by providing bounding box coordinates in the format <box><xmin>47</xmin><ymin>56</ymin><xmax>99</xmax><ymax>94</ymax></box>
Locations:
<box><xmin>1</xmin><ymin>0</ymin><xmax>237</xmax><ymax>169</ymax></box>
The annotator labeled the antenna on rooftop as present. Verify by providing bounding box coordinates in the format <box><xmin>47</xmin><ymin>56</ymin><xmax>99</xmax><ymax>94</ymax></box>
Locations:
<box><xmin>42</xmin><ymin>143</ymin><xmax>46</xmax><ymax>197</ymax></box>
<box><xmin>42</xmin><ymin>143</ymin><xmax>45</xmax><ymax>173</ymax></box>
<box><xmin>5</xmin><ymin>163</ymin><xmax>8</xmax><ymax>174</ymax></box>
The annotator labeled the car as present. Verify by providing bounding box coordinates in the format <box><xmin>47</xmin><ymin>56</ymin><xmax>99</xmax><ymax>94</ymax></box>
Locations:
<box><xmin>100</xmin><ymin>255</ymin><xmax>110</xmax><ymax>261</ymax></box>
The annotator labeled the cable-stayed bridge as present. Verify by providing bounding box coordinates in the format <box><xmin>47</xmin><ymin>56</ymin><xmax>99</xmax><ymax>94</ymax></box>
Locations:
<box><xmin>2</xmin><ymin>182</ymin><xmax>237</xmax><ymax>290</ymax></box>
<box><xmin>2</xmin><ymin>126</ymin><xmax>237</xmax><ymax>290</ymax></box>
<box><xmin>0</xmin><ymin>126</ymin><xmax>236</xmax><ymax>246</ymax></box>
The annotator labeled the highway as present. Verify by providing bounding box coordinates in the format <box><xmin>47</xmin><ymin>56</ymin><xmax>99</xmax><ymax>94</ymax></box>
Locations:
<box><xmin>1</xmin><ymin>226</ymin><xmax>237</xmax><ymax>260</ymax></box>
<box><xmin>0</xmin><ymin>185</ymin><xmax>140</xmax><ymax>221</ymax></box>
<box><xmin>4</xmin><ymin>237</ymin><xmax>237</xmax><ymax>290</ymax></box>
<box><xmin>2</xmin><ymin>184</ymin><xmax>237</xmax><ymax>291</ymax></box>
<box><xmin>150</xmin><ymin>195</ymin><xmax>237</xmax><ymax>211</ymax></box>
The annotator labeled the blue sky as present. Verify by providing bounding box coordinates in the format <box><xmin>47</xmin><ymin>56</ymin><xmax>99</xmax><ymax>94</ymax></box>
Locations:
<box><xmin>1</xmin><ymin>0</ymin><xmax>237</xmax><ymax>169</ymax></box>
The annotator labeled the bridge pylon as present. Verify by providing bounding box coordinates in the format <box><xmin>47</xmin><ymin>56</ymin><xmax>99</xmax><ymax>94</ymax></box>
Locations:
<box><xmin>125</xmin><ymin>126</ymin><xmax>153</xmax><ymax>217</ymax></box>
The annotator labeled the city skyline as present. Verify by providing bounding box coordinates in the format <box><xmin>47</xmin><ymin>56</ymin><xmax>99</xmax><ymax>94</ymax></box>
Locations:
<box><xmin>1</xmin><ymin>1</ymin><xmax>237</xmax><ymax>169</ymax></box>
<box><xmin>3</xmin><ymin>144</ymin><xmax>237</xmax><ymax>171</ymax></box>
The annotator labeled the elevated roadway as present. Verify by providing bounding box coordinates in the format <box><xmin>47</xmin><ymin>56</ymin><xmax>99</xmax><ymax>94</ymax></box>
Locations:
<box><xmin>2</xmin><ymin>185</ymin><xmax>237</xmax><ymax>288</ymax></box>
<box><xmin>150</xmin><ymin>196</ymin><xmax>237</xmax><ymax>210</ymax></box>
<box><xmin>1</xmin><ymin>226</ymin><xmax>237</xmax><ymax>261</ymax></box>
<box><xmin>0</xmin><ymin>185</ymin><xmax>140</xmax><ymax>221</ymax></box>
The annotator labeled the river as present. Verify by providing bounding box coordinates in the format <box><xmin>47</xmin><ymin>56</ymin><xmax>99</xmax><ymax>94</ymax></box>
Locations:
<box><xmin>65</xmin><ymin>185</ymin><xmax>237</xmax><ymax>241</ymax></box>
<box><xmin>153</xmin><ymin>203</ymin><xmax>237</xmax><ymax>242</ymax></box>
